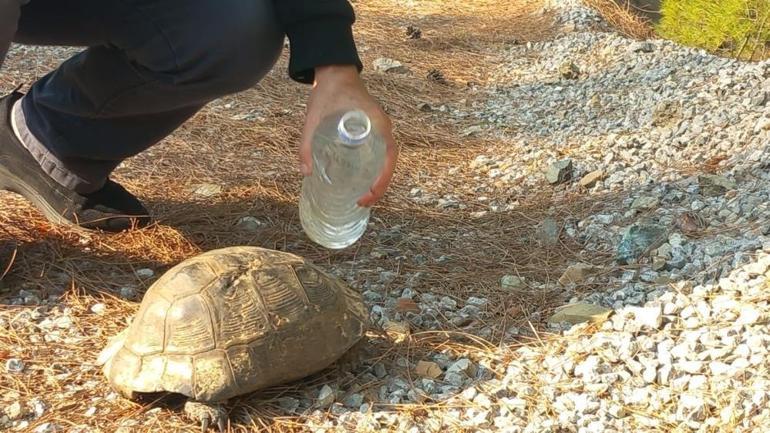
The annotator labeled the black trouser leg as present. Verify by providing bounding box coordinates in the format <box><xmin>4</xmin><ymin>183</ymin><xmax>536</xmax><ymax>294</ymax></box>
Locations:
<box><xmin>13</xmin><ymin>0</ymin><xmax>284</xmax><ymax>192</ymax></box>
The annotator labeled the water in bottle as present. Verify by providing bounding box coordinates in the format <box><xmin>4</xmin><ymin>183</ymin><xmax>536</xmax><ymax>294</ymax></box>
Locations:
<box><xmin>299</xmin><ymin>109</ymin><xmax>385</xmax><ymax>249</ymax></box>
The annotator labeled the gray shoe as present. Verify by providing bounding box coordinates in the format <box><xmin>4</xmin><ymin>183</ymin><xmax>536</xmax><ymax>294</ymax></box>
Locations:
<box><xmin>0</xmin><ymin>91</ymin><xmax>151</xmax><ymax>232</ymax></box>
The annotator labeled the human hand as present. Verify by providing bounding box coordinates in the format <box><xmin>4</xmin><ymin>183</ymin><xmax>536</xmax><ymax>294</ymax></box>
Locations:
<box><xmin>299</xmin><ymin>65</ymin><xmax>398</xmax><ymax>207</ymax></box>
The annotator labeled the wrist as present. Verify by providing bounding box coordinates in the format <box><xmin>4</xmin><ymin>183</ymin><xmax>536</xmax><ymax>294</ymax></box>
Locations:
<box><xmin>313</xmin><ymin>64</ymin><xmax>360</xmax><ymax>85</ymax></box>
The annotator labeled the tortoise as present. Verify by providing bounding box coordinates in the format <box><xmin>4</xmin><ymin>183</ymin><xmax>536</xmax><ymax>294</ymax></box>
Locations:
<box><xmin>97</xmin><ymin>246</ymin><xmax>368</xmax><ymax>431</ymax></box>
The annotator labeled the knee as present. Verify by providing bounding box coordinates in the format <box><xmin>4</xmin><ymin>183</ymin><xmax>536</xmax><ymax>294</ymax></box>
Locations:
<box><xmin>185</xmin><ymin>1</ymin><xmax>285</xmax><ymax>95</ymax></box>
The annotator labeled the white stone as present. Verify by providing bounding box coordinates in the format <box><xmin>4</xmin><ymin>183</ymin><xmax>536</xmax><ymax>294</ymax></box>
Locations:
<box><xmin>136</xmin><ymin>268</ymin><xmax>155</xmax><ymax>280</ymax></box>
<box><xmin>501</xmin><ymin>275</ymin><xmax>526</xmax><ymax>290</ymax></box>
<box><xmin>676</xmin><ymin>361</ymin><xmax>703</xmax><ymax>375</ymax></box>
<box><xmin>5</xmin><ymin>358</ymin><xmax>24</xmax><ymax>373</ymax></box>
<box><xmin>642</xmin><ymin>366</ymin><xmax>657</xmax><ymax>384</ymax></box>
<box><xmin>236</xmin><ymin>216</ymin><xmax>264</xmax><ymax>231</ymax></box>
<box><xmin>373</xmin><ymin>57</ymin><xmax>409</xmax><ymax>74</ymax></box>
<box><xmin>34</xmin><ymin>423</ymin><xmax>61</xmax><ymax>433</ymax></box>
<box><xmin>89</xmin><ymin>303</ymin><xmax>106</xmax><ymax>315</ymax></box>
<box><xmin>627</xmin><ymin>306</ymin><xmax>663</xmax><ymax>330</ymax></box>
<box><xmin>317</xmin><ymin>385</ymin><xmax>336</xmax><ymax>407</ymax></box>
<box><xmin>737</xmin><ymin>306</ymin><xmax>762</xmax><ymax>325</ymax></box>
<box><xmin>4</xmin><ymin>402</ymin><xmax>25</xmax><ymax>420</ymax></box>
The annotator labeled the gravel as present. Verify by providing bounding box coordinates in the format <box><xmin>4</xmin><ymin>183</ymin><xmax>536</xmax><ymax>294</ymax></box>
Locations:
<box><xmin>294</xmin><ymin>0</ymin><xmax>770</xmax><ymax>431</ymax></box>
<box><xmin>3</xmin><ymin>0</ymin><xmax>770</xmax><ymax>431</ymax></box>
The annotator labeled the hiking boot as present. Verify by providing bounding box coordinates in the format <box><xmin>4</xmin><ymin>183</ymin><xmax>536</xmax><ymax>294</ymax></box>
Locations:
<box><xmin>0</xmin><ymin>91</ymin><xmax>151</xmax><ymax>232</ymax></box>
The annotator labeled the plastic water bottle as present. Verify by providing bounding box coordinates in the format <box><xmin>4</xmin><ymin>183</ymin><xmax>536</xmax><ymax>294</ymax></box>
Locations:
<box><xmin>299</xmin><ymin>109</ymin><xmax>385</xmax><ymax>249</ymax></box>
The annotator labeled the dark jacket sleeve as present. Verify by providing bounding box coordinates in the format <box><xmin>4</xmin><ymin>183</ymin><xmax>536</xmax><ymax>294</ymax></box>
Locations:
<box><xmin>274</xmin><ymin>0</ymin><xmax>363</xmax><ymax>84</ymax></box>
<box><xmin>0</xmin><ymin>0</ymin><xmax>26</xmax><ymax>70</ymax></box>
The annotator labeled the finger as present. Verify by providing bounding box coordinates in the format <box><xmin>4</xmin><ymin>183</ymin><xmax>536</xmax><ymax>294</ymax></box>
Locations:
<box><xmin>299</xmin><ymin>96</ymin><xmax>321</xmax><ymax>176</ymax></box>
<box><xmin>299</xmin><ymin>126</ymin><xmax>314</xmax><ymax>176</ymax></box>
<box><xmin>200</xmin><ymin>415</ymin><xmax>210</xmax><ymax>433</ymax></box>
<box><xmin>357</xmin><ymin>123</ymin><xmax>398</xmax><ymax>207</ymax></box>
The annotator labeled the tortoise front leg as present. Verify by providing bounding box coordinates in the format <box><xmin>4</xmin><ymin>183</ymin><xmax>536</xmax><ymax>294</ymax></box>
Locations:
<box><xmin>183</xmin><ymin>401</ymin><xmax>227</xmax><ymax>433</ymax></box>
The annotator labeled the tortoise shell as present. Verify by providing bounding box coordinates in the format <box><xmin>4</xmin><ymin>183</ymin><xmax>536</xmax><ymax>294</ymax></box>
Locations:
<box><xmin>98</xmin><ymin>246</ymin><xmax>368</xmax><ymax>402</ymax></box>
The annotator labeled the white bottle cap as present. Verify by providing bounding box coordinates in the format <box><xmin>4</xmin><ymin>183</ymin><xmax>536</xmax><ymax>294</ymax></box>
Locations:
<box><xmin>337</xmin><ymin>110</ymin><xmax>372</xmax><ymax>145</ymax></box>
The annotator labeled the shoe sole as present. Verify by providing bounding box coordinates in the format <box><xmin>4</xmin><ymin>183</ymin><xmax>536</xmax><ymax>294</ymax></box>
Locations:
<box><xmin>0</xmin><ymin>163</ymin><xmax>83</xmax><ymax>230</ymax></box>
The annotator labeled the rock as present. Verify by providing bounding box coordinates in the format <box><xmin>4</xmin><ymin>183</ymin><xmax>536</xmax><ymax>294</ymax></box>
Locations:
<box><xmin>119</xmin><ymin>286</ymin><xmax>137</xmax><ymax>300</ymax></box>
<box><xmin>545</xmin><ymin>159</ymin><xmax>573</xmax><ymax>184</ymax></box>
<box><xmin>467</xmin><ymin>296</ymin><xmax>488</xmax><ymax>307</ymax></box>
<box><xmin>317</xmin><ymin>385</ymin><xmax>336</xmax><ymax>407</ymax></box>
<box><xmin>631</xmin><ymin>196</ymin><xmax>660</xmax><ymax>210</ymax></box>
<box><xmin>407</xmin><ymin>388</ymin><xmax>429</xmax><ymax>403</ymax></box>
<box><xmin>737</xmin><ymin>306</ymin><xmax>761</xmax><ymax>326</ymax></box>
<box><xmin>415</xmin><ymin>361</ymin><xmax>443</xmax><ymax>379</ymax></box>
<box><xmin>4</xmin><ymin>402</ymin><xmax>25</xmax><ymax>421</ymax></box>
<box><xmin>559</xmin><ymin>61</ymin><xmax>580</xmax><ymax>79</ymax></box>
<box><xmin>447</xmin><ymin>358</ymin><xmax>477</xmax><ymax>377</ymax></box>
<box><xmin>652</xmin><ymin>257</ymin><xmax>667</xmax><ymax>271</ymax></box>
<box><xmin>709</xmin><ymin>361</ymin><xmax>732</xmax><ymax>376</ymax></box>
<box><xmin>396</xmin><ymin>298</ymin><xmax>420</xmax><ymax>314</ymax></box>
<box><xmin>89</xmin><ymin>303</ymin><xmax>106</xmax><ymax>315</ymax></box>
<box><xmin>755</xmin><ymin>117</ymin><xmax>770</xmax><ymax>132</ymax></box>
<box><xmin>439</xmin><ymin>296</ymin><xmax>458</xmax><ymax>310</ymax></box>
<box><xmin>343</xmin><ymin>393</ymin><xmax>364</xmax><ymax>409</ymax></box>
<box><xmin>34</xmin><ymin>423</ymin><xmax>61</xmax><ymax>433</ymax></box>
<box><xmin>574</xmin><ymin>355</ymin><xmax>601</xmax><ymax>380</ymax></box>
<box><xmin>192</xmin><ymin>183</ymin><xmax>222</xmax><ymax>197</ymax></box>
<box><xmin>536</xmin><ymin>217</ymin><xmax>561</xmax><ymax>246</ymax></box>
<box><xmin>379</xmin><ymin>270</ymin><xmax>398</xmax><ymax>283</ymax></box>
<box><xmin>579</xmin><ymin>170</ymin><xmax>605</xmax><ymax>188</ymax></box>
<box><xmin>642</xmin><ymin>365</ymin><xmax>657</xmax><ymax>383</ymax></box>
<box><xmin>616</xmin><ymin>223</ymin><xmax>668</xmax><ymax>264</ymax></box>
<box><xmin>277</xmin><ymin>397</ymin><xmax>299</xmax><ymax>412</ymax></box>
<box><xmin>30</xmin><ymin>399</ymin><xmax>46</xmax><ymax>418</ymax></box>
<box><xmin>678</xmin><ymin>394</ymin><xmax>706</xmax><ymax>422</ymax></box>
<box><xmin>461</xmin><ymin>125</ymin><xmax>484</xmax><ymax>137</ymax></box>
<box><xmin>558</xmin><ymin>263</ymin><xmax>597</xmax><ymax>285</ymax></box>
<box><xmin>135</xmin><ymin>268</ymin><xmax>154</xmax><ymax>279</ymax></box>
<box><xmin>383</xmin><ymin>320</ymin><xmax>410</xmax><ymax>343</ymax></box>
<box><xmin>501</xmin><ymin>275</ymin><xmax>525</xmax><ymax>290</ymax></box>
<box><xmin>630</xmin><ymin>41</ymin><xmax>655</xmax><ymax>53</ymax></box>
<box><xmin>548</xmin><ymin>303</ymin><xmax>613</xmax><ymax>325</ymax></box>
<box><xmin>626</xmin><ymin>306</ymin><xmax>663</xmax><ymax>330</ymax></box>
<box><xmin>676</xmin><ymin>361</ymin><xmax>703</xmax><ymax>374</ymax></box>
<box><xmin>373</xmin><ymin>363</ymin><xmax>388</xmax><ymax>378</ymax></box>
<box><xmin>5</xmin><ymin>358</ymin><xmax>24</xmax><ymax>373</ymax></box>
<box><xmin>373</xmin><ymin>57</ymin><xmax>409</xmax><ymax>74</ymax></box>
<box><xmin>236</xmin><ymin>216</ymin><xmax>264</xmax><ymax>232</ymax></box>
<box><xmin>52</xmin><ymin>315</ymin><xmax>73</xmax><ymax>329</ymax></box>
<box><xmin>639</xmin><ymin>269</ymin><xmax>659</xmax><ymax>283</ymax></box>
<box><xmin>461</xmin><ymin>387</ymin><xmax>478</xmax><ymax>400</ymax></box>
<box><xmin>698</xmin><ymin>175</ymin><xmax>736</xmax><ymax>197</ymax></box>
<box><xmin>443</xmin><ymin>372</ymin><xmax>467</xmax><ymax>387</ymax></box>
<box><xmin>417</xmin><ymin>102</ymin><xmax>433</xmax><ymax>112</ymax></box>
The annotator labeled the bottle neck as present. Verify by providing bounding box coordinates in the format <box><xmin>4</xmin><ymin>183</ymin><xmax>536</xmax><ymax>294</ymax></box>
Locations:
<box><xmin>337</xmin><ymin>110</ymin><xmax>371</xmax><ymax>146</ymax></box>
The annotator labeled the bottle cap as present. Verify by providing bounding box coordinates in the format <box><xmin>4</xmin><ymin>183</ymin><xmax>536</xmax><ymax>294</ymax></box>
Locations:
<box><xmin>337</xmin><ymin>110</ymin><xmax>372</xmax><ymax>145</ymax></box>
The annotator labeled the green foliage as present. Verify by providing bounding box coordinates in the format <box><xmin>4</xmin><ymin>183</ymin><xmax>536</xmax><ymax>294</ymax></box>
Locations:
<box><xmin>657</xmin><ymin>0</ymin><xmax>770</xmax><ymax>59</ymax></box>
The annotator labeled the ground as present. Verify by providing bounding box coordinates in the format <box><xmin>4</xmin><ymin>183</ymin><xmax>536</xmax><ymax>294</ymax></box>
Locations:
<box><xmin>2</xmin><ymin>0</ymin><xmax>770</xmax><ymax>432</ymax></box>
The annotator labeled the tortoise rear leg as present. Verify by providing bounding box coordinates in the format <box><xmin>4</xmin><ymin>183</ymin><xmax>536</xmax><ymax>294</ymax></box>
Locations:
<box><xmin>183</xmin><ymin>401</ymin><xmax>227</xmax><ymax>433</ymax></box>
